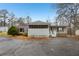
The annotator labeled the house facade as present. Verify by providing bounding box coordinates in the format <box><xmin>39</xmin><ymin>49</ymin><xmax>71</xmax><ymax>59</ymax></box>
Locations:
<box><xmin>28</xmin><ymin>21</ymin><xmax>50</xmax><ymax>37</ymax></box>
<box><xmin>16</xmin><ymin>23</ymin><xmax>28</xmax><ymax>34</ymax></box>
<box><xmin>0</xmin><ymin>21</ymin><xmax>68</xmax><ymax>37</ymax></box>
<box><xmin>27</xmin><ymin>21</ymin><xmax>68</xmax><ymax>37</ymax></box>
<box><xmin>50</xmin><ymin>25</ymin><xmax>67</xmax><ymax>37</ymax></box>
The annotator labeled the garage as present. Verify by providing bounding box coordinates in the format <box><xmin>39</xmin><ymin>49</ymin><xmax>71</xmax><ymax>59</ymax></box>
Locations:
<box><xmin>28</xmin><ymin>21</ymin><xmax>50</xmax><ymax>37</ymax></box>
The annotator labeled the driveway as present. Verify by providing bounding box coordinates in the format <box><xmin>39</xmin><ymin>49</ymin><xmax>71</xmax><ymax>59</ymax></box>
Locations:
<box><xmin>0</xmin><ymin>37</ymin><xmax>79</xmax><ymax>56</ymax></box>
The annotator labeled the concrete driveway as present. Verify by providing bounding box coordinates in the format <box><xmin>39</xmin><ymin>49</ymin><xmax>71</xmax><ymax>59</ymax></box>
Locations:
<box><xmin>0</xmin><ymin>37</ymin><xmax>79</xmax><ymax>56</ymax></box>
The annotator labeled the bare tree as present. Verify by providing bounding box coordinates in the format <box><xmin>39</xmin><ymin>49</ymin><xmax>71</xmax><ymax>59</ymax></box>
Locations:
<box><xmin>26</xmin><ymin>16</ymin><xmax>32</xmax><ymax>24</ymax></box>
<box><xmin>8</xmin><ymin>12</ymin><xmax>15</xmax><ymax>27</ymax></box>
<box><xmin>56</xmin><ymin>3</ymin><xmax>79</xmax><ymax>35</ymax></box>
<box><xmin>0</xmin><ymin>9</ymin><xmax>8</xmax><ymax>26</ymax></box>
<box><xmin>17</xmin><ymin>17</ymin><xmax>24</xmax><ymax>24</ymax></box>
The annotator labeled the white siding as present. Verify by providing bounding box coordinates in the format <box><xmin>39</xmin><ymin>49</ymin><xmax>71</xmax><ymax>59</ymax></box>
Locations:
<box><xmin>0</xmin><ymin>27</ymin><xmax>8</xmax><ymax>32</ymax></box>
<box><xmin>76</xmin><ymin>30</ymin><xmax>79</xmax><ymax>35</ymax></box>
<box><xmin>58</xmin><ymin>28</ymin><xmax>67</xmax><ymax>34</ymax></box>
<box><xmin>28</xmin><ymin>28</ymin><xmax>49</xmax><ymax>37</ymax></box>
<box><xmin>50</xmin><ymin>30</ymin><xmax>57</xmax><ymax>37</ymax></box>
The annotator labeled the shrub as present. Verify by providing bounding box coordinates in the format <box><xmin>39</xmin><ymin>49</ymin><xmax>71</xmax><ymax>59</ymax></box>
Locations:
<box><xmin>8</xmin><ymin>26</ymin><xmax>19</xmax><ymax>36</ymax></box>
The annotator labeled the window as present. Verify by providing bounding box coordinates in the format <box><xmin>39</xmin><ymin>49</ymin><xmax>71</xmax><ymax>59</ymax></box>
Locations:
<box><xmin>29</xmin><ymin>25</ymin><xmax>48</xmax><ymax>28</ymax></box>
<box><xmin>59</xmin><ymin>28</ymin><xmax>62</xmax><ymax>31</ymax></box>
<box><xmin>58</xmin><ymin>28</ymin><xmax>64</xmax><ymax>31</ymax></box>
<box><xmin>20</xmin><ymin>28</ymin><xmax>24</xmax><ymax>32</ymax></box>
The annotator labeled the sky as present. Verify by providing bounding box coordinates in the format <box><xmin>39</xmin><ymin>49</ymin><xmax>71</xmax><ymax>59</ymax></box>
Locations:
<box><xmin>0</xmin><ymin>3</ymin><xmax>58</xmax><ymax>22</ymax></box>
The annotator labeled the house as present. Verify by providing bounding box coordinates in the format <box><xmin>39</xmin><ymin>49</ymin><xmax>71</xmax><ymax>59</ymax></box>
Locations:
<box><xmin>28</xmin><ymin>21</ymin><xmax>68</xmax><ymax>37</ymax></box>
<box><xmin>0</xmin><ymin>20</ymin><xmax>68</xmax><ymax>37</ymax></box>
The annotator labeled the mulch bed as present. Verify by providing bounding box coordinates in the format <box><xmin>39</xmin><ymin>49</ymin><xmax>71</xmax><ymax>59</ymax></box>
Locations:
<box><xmin>28</xmin><ymin>37</ymin><xmax>49</xmax><ymax>40</ymax></box>
<box><xmin>7</xmin><ymin>35</ymin><xmax>79</xmax><ymax>41</ymax></box>
<box><xmin>66</xmin><ymin>35</ymin><xmax>79</xmax><ymax>40</ymax></box>
<box><xmin>8</xmin><ymin>35</ymin><xmax>28</xmax><ymax>41</ymax></box>
<box><xmin>8</xmin><ymin>35</ymin><xmax>49</xmax><ymax>41</ymax></box>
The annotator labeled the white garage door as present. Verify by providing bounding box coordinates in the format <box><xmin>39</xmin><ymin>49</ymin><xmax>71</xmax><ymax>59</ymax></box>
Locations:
<box><xmin>28</xmin><ymin>28</ymin><xmax>49</xmax><ymax>37</ymax></box>
<box><xmin>75</xmin><ymin>30</ymin><xmax>79</xmax><ymax>35</ymax></box>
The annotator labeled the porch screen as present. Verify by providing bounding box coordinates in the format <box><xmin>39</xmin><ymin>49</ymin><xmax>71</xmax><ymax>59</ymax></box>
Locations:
<box><xmin>29</xmin><ymin>25</ymin><xmax>48</xmax><ymax>28</ymax></box>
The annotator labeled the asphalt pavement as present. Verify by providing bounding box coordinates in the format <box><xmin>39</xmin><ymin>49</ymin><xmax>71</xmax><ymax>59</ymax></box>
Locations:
<box><xmin>0</xmin><ymin>37</ymin><xmax>79</xmax><ymax>56</ymax></box>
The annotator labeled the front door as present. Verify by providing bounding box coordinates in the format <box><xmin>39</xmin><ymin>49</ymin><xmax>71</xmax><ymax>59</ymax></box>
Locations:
<box><xmin>50</xmin><ymin>30</ymin><xmax>57</xmax><ymax>37</ymax></box>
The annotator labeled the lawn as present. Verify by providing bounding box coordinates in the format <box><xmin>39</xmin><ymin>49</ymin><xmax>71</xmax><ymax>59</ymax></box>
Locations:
<box><xmin>1</xmin><ymin>32</ymin><xmax>79</xmax><ymax>41</ymax></box>
<box><xmin>0</xmin><ymin>32</ymin><xmax>8</xmax><ymax>37</ymax></box>
<box><xmin>0</xmin><ymin>32</ymin><xmax>28</xmax><ymax>40</ymax></box>
<box><xmin>0</xmin><ymin>32</ymin><xmax>49</xmax><ymax>41</ymax></box>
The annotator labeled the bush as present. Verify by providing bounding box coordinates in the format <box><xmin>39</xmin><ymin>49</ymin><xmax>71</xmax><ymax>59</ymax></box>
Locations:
<box><xmin>8</xmin><ymin>26</ymin><xmax>19</xmax><ymax>36</ymax></box>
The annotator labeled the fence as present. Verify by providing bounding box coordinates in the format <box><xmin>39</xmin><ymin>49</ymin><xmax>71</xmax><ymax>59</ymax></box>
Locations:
<box><xmin>0</xmin><ymin>27</ymin><xmax>8</xmax><ymax>32</ymax></box>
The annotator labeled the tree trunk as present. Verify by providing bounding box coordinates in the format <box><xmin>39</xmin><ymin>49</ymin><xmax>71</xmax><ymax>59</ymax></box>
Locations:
<box><xmin>4</xmin><ymin>15</ymin><xmax>6</xmax><ymax>26</ymax></box>
<box><xmin>4</xmin><ymin>19</ymin><xmax>5</xmax><ymax>26</ymax></box>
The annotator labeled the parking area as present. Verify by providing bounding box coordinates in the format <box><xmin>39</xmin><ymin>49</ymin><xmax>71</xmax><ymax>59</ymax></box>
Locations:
<box><xmin>0</xmin><ymin>37</ymin><xmax>79</xmax><ymax>56</ymax></box>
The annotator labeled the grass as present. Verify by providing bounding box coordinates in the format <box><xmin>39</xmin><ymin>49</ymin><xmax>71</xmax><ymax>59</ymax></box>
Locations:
<box><xmin>9</xmin><ymin>35</ymin><xmax>28</xmax><ymax>40</ymax></box>
<box><xmin>66</xmin><ymin>35</ymin><xmax>79</xmax><ymax>41</ymax></box>
<box><xmin>0</xmin><ymin>32</ymin><xmax>8</xmax><ymax>37</ymax></box>
<box><xmin>0</xmin><ymin>32</ymin><xmax>28</xmax><ymax>40</ymax></box>
<box><xmin>0</xmin><ymin>32</ymin><xmax>49</xmax><ymax>41</ymax></box>
<box><xmin>1</xmin><ymin>32</ymin><xmax>79</xmax><ymax>41</ymax></box>
<box><xmin>28</xmin><ymin>37</ymin><xmax>49</xmax><ymax>40</ymax></box>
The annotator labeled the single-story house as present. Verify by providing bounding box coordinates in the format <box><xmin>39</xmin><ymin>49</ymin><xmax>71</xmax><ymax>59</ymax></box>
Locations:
<box><xmin>0</xmin><ymin>21</ymin><xmax>68</xmax><ymax>37</ymax></box>
<box><xmin>27</xmin><ymin>21</ymin><xmax>68</xmax><ymax>37</ymax></box>
<box><xmin>15</xmin><ymin>21</ymin><xmax>68</xmax><ymax>37</ymax></box>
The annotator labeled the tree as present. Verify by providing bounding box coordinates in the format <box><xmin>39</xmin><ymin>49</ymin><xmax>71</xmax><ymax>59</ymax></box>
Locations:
<box><xmin>17</xmin><ymin>17</ymin><xmax>24</xmax><ymax>24</ymax></box>
<box><xmin>8</xmin><ymin>26</ymin><xmax>19</xmax><ymax>36</ymax></box>
<box><xmin>0</xmin><ymin>19</ymin><xmax>3</xmax><ymax>26</ymax></box>
<box><xmin>8</xmin><ymin>12</ymin><xmax>15</xmax><ymax>27</ymax></box>
<box><xmin>0</xmin><ymin>9</ymin><xmax>8</xmax><ymax>26</ymax></box>
<box><xmin>26</xmin><ymin>16</ymin><xmax>32</xmax><ymax>24</ymax></box>
<box><xmin>46</xmin><ymin>16</ymin><xmax>51</xmax><ymax>23</ymax></box>
<box><xmin>56</xmin><ymin>3</ymin><xmax>79</xmax><ymax>35</ymax></box>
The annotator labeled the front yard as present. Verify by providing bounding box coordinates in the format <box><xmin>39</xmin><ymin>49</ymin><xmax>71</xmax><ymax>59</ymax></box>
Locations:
<box><xmin>0</xmin><ymin>32</ymin><xmax>79</xmax><ymax>41</ymax></box>
<box><xmin>0</xmin><ymin>32</ymin><xmax>8</xmax><ymax>37</ymax></box>
<box><xmin>0</xmin><ymin>32</ymin><xmax>28</xmax><ymax>40</ymax></box>
<box><xmin>0</xmin><ymin>32</ymin><xmax>50</xmax><ymax>41</ymax></box>
<box><xmin>0</xmin><ymin>32</ymin><xmax>79</xmax><ymax>56</ymax></box>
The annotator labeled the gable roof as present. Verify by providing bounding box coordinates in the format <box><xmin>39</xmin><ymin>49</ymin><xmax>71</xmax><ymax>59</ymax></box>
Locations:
<box><xmin>19</xmin><ymin>23</ymin><xmax>28</xmax><ymax>26</ymax></box>
<box><xmin>29</xmin><ymin>21</ymin><xmax>50</xmax><ymax>25</ymax></box>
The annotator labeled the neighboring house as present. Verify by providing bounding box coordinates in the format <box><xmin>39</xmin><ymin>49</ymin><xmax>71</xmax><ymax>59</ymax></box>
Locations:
<box><xmin>0</xmin><ymin>21</ymin><xmax>9</xmax><ymax>32</ymax></box>
<box><xmin>0</xmin><ymin>26</ymin><xmax>8</xmax><ymax>32</ymax></box>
